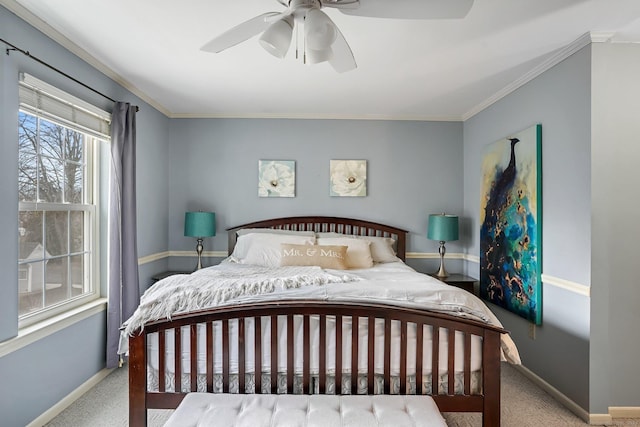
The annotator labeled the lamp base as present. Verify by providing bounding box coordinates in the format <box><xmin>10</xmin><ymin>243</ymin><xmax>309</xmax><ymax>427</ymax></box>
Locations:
<box><xmin>195</xmin><ymin>238</ymin><xmax>204</xmax><ymax>270</ymax></box>
<box><xmin>433</xmin><ymin>240</ymin><xmax>449</xmax><ymax>278</ymax></box>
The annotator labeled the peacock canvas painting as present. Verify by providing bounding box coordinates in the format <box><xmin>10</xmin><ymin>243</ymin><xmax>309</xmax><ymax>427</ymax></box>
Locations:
<box><xmin>479</xmin><ymin>124</ymin><xmax>542</xmax><ymax>324</ymax></box>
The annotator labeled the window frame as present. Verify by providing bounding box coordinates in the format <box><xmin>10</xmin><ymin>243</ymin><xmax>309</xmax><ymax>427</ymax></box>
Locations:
<box><xmin>17</xmin><ymin>75</ymin><xmax>107</xmax><ymax>328</ymax></box>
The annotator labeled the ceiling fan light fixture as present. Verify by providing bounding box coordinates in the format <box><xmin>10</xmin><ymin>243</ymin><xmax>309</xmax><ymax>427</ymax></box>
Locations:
<box><xmin>259</xmin><ymin>15</ymin><xmax>294</xmax><ymax>58</ymax></box>
<box><xmin>305</xmin><ymin>46</ymin><xmax>333</xmax><ymax>64</ymax></box>
<box><xmin>304</xmin><ymin>8</ymin><xmax>337</xmax><ymax>50</ymax></box>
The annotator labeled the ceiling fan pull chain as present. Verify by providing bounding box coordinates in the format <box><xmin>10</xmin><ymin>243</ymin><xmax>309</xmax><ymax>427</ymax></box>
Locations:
<box><xmin>302</xmin><ymin>15</ymin><xmax>306</xmax><ymax>64</ymax></box>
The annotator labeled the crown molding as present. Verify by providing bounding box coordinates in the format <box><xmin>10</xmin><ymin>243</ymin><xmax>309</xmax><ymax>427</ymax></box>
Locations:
<box><xmin>462</xmin><ymin>32</ymin><xmax>612</xmax><ymax>121</ymax></box>
<box><xmin>167</xmin><ymin>112</ymin><xmax>464</xmax><ymax>121</ymax></box>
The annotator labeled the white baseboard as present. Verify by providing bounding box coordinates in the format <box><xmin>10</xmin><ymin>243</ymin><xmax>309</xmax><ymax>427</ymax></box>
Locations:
<box><xmin>589</xmin><ymin>413</ymin><xmax>613</xmax><ymax>425</ymax></box>
<box><xmin>26</xmin><ymin>368</ymin><xmax>114</xmax><ymax>427</ymax></box>
<box><xmin>513</xmin><ymin>364</ymin><xmax>594</xmax><ymax>423</ymax></box>
<box><xmin>515</xmin><ymin>365</ymin><xmax>640</xmax><ymax>424</ymax></box>
<box><xmin>609</xmin><ymin>407</ymin><xmax>640</xmax><ymax>418</ymax></box>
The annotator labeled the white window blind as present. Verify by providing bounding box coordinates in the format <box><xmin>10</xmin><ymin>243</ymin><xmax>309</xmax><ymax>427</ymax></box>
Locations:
<box><xmin>18</xmin><ymin>72</ymin><xmax>111</xmax><ymax>139</ymax></box>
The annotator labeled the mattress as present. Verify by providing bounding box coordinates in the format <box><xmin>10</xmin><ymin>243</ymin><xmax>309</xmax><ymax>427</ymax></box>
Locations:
<box><xmin>122</xmin><ymin>261</ymin><xmax>519</xmax><ymax>391</ymax></box>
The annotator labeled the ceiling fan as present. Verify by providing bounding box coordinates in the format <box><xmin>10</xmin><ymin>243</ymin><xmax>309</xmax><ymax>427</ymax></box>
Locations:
<box><xmin>200</xmin><ymin>0</ymin><xmax>474</xmax><ymax>73</ymax></box>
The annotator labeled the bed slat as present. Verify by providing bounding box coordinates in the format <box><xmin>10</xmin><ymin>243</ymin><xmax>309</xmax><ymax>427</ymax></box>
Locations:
<box><xmin>206</xmin><ymin>322</ymin><xmax>213</xmax><ymax>392</ymax></box>
<box><xmin>351</xmin><ymin>316</ymin><xmax>358</xmax><ymax>395</ymax></box>
<box><xmin>174</xmin><ymin>328</ymin><xmax>181</xmax><ymax>393</ymax></box>
<box><xmin>368</xmin><ymin>317</ymin><xmax>376</xmax><ymax>395</ymax></box>
<box><xmin>238</xmin><ymin>318</ymin><xmax>245</xmax><ymax>394</ymax></box>
<box><xmin>303</xmin><ymin>315</ymin><xmax>310</xmax><ymax>393</ymax></box>
<box><xmin>287</xmin><ymin>316</ymin><xmax>294</xmax><ymax>393</ymax></box>
<box><xmin>255</xmin><ymin>317</ymin><xmax>262</xmax><ymax>393</ymax></box>
<box><xmin>158</xmin><ymin>330</ymin><xmax>166</xmax><ymax>393</ymax></box>
<box><xmin>271</xmin><ymin>315</ymin><xmax>278</xmax><ymax>394</ymax></box>
<box><xmin>190</xmin><ymin>325</ymin><xmax>197</xmax><ymax>392</ymax></box>
<box><xmin>336</xmin><ymin>314</ymin><xmax>343</xmax><ymax>395</ymax></box>
<box><xmin>400</xmin><ymin>320</ymin><xmax>407</xmax><ymax>395</ymax></box>
<box><xmin>222</xmin><ymin>320</ymin><xmax>229</xmax><ymax>393</ymax></box>
<box><xmin>319</xmin><ymin>314</ymin><xmax>326</xmax><ymax>394</ymax></box>
<box><xmin>464</xmin><ymin>332</ymin><xmax>472</xmax><ymax>396</ymax></box>
<box><xmin>416</xmin><ymin>322</ymin><xmax>424</xmax><ymax>394</ymax></box>
<box><xmin>448</xmin><ymin>328</ymin><xmax>455</xmax><ymax>395</ymax></box>
<box><xmin>383</xmin><ymin>318</ymin><xmax>390</xmax><ymax>394</ymax></box>
<box><xmin>432</xmin><ymin>326</ymin><xmax>439</xmax><ymax>395</ymax></box>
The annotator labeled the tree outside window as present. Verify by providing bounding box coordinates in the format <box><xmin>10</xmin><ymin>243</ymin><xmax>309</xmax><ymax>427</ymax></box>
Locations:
<box><xmin>18</xmin><ymin>111</ymin><xmax>93</xmax><ymax>317</ymax></box>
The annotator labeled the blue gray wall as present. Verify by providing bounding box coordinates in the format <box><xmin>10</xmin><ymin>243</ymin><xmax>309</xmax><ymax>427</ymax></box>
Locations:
<box><xmin>0</xmin><ymin>6</ymin><xmax>171</xmax><ymax>426</ymax></box>
<box><xmin>590</xmin><ymin>42</ymin><xmax>640</xmax><ymax>413</ymax></box>
<box><xmin>463</xmin><ymin>46</ymin><xmax>592</xmax><ymax>410</ymax></box>
<box><xmin>166</xmin><ymin>118</ymin><xmax>464</xmax><ymax>271</ymax></box>
<box><xmin>464</xmin><ymin>42</ymin><xmax>640</xmax><ymax>415</ymax></box>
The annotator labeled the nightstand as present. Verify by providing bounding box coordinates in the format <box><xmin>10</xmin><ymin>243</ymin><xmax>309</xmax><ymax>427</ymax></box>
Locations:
<box><xmin>429</xmin><ymin>273</ymin><xmax>477</xmax><ymax>294</ymax></box>
<box><xmin>151</xmin><ymin>270</ymin><xmax>191</xmax><ymax>283</ymax></box>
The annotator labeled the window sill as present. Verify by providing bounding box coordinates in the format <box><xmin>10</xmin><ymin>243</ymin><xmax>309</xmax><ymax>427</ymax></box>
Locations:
<box><xmin>0</xmin><ymin>298</ymin><xmax>107</xmax><ymax>358</ymax></box>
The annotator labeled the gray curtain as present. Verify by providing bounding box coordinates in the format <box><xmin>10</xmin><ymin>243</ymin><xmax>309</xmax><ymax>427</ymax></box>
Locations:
<box><xmin>106</xmin><ymin>102</ymin><xmax>139</xmax><ymax>369</ymax></box>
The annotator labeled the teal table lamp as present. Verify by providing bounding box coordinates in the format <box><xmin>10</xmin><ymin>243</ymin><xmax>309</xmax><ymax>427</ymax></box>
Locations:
<box><xmin>427</xmin><ymin>213</ymin><xmax>459</xmax><ymax>278</ymax></box>
<box><xmin>184</xmin><ymin>211</ymin><xmax>216</xmax><ymax>270</ymax></box>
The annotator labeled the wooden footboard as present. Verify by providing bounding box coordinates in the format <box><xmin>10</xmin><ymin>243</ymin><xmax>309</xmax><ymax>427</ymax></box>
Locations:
<box><xmin>129</xmin><ymin>301</ymin><xmax>505</xmax><ymax>427</ymax></box>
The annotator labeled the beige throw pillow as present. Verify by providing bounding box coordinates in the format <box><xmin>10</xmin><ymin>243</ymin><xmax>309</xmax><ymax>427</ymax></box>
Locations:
<box><xmin>316</xmin><ymin>237</ymin><xmax>374</xmax><ymax>269</ymax></box>
<box><xmin>316</xmin><ymin>232</ymin><xmax>398</xmax><ymax>263</ymax></box>
<box><xmin>280</xmin><ymin>244</ymin><xmax>348</xmax><ymax>269</ymax></box>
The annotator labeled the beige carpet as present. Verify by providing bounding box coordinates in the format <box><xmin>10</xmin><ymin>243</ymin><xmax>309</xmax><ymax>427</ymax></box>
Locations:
<box><xmin>45</xmin><ymin>362</ymin><xmax>638</xmax><ymax>426</ymax></box>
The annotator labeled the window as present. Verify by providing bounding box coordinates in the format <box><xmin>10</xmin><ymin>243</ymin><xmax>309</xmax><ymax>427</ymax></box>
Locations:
<box><xmin>17</xmin><ymin>74</ymin><xmax>110</xmax><ymax>325</ymax></box>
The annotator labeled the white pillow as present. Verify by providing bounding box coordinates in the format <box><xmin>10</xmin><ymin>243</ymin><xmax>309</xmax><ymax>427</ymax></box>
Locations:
<box><xmin>231</xmin><ymin>228</ymin><xmax>315</xmax><ymax>261</ymax></box>
<box><xmin>316</xmin><ymin>237</ymin><xmax>374</xmax><ymax>269</ymax></box>
<box><xmin>238</xmin><ymin>233</ymin><xmax>316</xmax><ymax>267</ymax></box>
<box><xmin>316</xmin><ymin>232</ymin><xmax>398</xmax><ymax>263</ymax></box>
<box><xmin>232</xmin><ymin>229</ymin><xmax>316</xmax><ymax>260</ymax></box>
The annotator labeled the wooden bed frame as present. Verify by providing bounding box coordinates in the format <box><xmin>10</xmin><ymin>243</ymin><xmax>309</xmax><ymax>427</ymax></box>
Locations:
<box><xmin>129</xmin><ymin>216</ymin><xmax>505</xmax><ymax>426</ymax></box>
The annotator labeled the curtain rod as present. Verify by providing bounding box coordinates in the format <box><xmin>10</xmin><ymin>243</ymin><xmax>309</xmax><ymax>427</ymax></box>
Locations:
<box><xmin>1</xmin><ymin>37</ymin><xmax>139</xmax><ymax>112</ymax></box>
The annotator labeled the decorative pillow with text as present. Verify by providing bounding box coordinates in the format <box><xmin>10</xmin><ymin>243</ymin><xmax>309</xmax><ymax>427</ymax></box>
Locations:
<box><xmin>280</xmin><ymin>244</ymin><xmax>348</xmax><ymax>270</ymax></box>
<box><xmin>315</xmin><ymin>237</ymin><xmax>374</xmax><ymax>269</ymax></box>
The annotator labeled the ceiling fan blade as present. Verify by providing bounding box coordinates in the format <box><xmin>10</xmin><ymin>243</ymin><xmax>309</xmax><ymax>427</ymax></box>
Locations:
<box><xmin>322</xmin><ymin>0</ymin><xmax>360</xmax><ymax>10</ymax></box>
<box><xmin>200</xmin><ymin>12</ymin><xmax>282</xmax><ymax>53</ymax></box>
<box><xmin>328</xmin><ymin>24</ymin><xmax>357</xmax><ymax>73</ymax></box>
<box><xmin>339</xmin><ymin>0</ymin><xmax>474</xmax><ymax>19</ymax></box>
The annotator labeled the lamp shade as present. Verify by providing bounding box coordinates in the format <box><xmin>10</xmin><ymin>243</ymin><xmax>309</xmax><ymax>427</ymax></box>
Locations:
<box><xmin>184</xmin><ymin>212</ymin><xmax>216</xmax><ymax>238</ymax></box>
<box><xmin>427</xmin><ymin>214</ymin><xmax>459</xmax><ymax>242</ymax></box>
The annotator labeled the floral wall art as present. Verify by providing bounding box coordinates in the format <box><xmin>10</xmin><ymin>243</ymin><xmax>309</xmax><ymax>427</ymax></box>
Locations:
<box><xmin>330</xmin><ymin>160</ymin><xmax>367</xmax><ymax>197</ymax></box>
<box><xmin>258</xmin><ymin>160</ymin><xmax>295</xmax><ymax>197</ymax></box>
<box><xmin>479</xmin><ymin>124</ymin><xmax>542</xmax><ymax>324</ymax></box>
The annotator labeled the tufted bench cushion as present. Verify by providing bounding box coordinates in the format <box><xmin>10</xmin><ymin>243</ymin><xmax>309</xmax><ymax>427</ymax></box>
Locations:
<box><xmin>163</xmin><ymin>393</ymin><xmax>447</xmax><ymax>427</ymax></box>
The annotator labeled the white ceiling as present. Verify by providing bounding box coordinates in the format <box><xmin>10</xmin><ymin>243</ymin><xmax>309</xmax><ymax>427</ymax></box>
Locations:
<box><xmin>4</xmin><ymin>0</ymin><xmax>640</xmax><ymax>120</ymax></box>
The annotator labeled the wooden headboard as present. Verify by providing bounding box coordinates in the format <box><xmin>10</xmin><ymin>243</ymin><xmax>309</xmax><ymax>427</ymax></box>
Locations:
<box><xmin>227</xmin><ymin>216</ymin><xmax>408</xmax><ymax>261</ymax></box>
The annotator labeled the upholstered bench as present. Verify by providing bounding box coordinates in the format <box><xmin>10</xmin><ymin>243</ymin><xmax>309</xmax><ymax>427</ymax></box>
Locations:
<box><xmin>163</xmin><ymin>393</ymin><xmax>447</xmax><ymax>427</ymax></box>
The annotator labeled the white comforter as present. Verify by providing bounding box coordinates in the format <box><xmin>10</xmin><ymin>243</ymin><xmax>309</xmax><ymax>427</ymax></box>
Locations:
<box><xmin>121</xmin><ymin>260</ymin><xmax>520</xmax><ymax>364</ymax></box>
